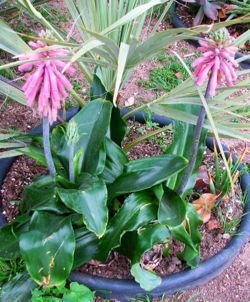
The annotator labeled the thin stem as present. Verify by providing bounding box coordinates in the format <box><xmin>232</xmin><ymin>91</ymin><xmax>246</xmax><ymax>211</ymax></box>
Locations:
<box><xmin>43</xmin><ymin>117</ymin><xmax>56</xmax><ymax>177</ymax></box>
<box><xmin>69</xmin><ymin>145</ymin><xmax>75</xmax><ymax>183</ymax></box>
<box><xmin>70</xmin><ymin>89</ymin><xmax>85</xmax><ymax>107</ymax></box>
<box><xmin>177</xmin><ymin>81</ymin><xmax>212</xmax><ymax>195</ymax></box>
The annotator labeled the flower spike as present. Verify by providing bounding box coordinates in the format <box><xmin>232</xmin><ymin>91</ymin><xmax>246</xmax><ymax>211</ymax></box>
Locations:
<box><xmin>192</xmin><ymin>28</ymin><xmax>238</xmax><ymax>97</ymax></box>
<box><xmin>19</xmin><ymin>30</ymin><xmax>75</xmax><ymax>124</ymax></box>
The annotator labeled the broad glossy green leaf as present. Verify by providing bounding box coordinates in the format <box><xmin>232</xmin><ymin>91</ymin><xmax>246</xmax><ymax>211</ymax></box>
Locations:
<box><xmin>90</xmin><ymin>74</ymin><xmax>127</xmax><ymax>145</ymax></box>
<box><xmin>96</xmin><ymin>191</ymin><xmax>157</xmax><ymax>261</ymax></box>
<box><xmin>131</xmin><ymin>263</ymin><xmax>162</xmax><ymax>292</ymax></box>
<box><xmin>57</xmin><ymin>173</ymin><xmax>108</xmax><ymax>237</ymax></box>
<box><xmin>110</xmin><ymin>106</ymin><xmax>127</xmax><ymax>145</ymax></box>
<box><xmin>73</xmin><ymin>227</ymin><xmax>98</xmax><ymax>269</ymax></box>
<box><xmin>20</xmin><ymin>211</ymin><xmax>75</xmax><ymax>287</ymax></box>
<box><xmin>158</xmin><ymin>187</ymin><xmax>187</xmax><ymax>227</ymax></box>
<box><xmin>95</xmin><ymin>141</ymin><xmax>106</xmax><ymax>175</ymax></box>
<box><xmin>0</xmin><ymin>272</ymin><xmax>37</xmax><ymax>302</ymax></box>
<box><xmin>22</xmin><ymin>175</ymin><xmax>69</xmax><ymax>214</ymax></box>
<box><xmin>51</xmin><ymin>99</ymin><xmax>112</xmax><ymax>174</ymax></box>
<box><xmin>0</xmin><ymin>214</ymin><xmax>29</xmax><ymax>259</ymax></box>
<box><xmin>63</xmin><ymin>282</ymin><xmax>95</xmax><ymax>302</ymax></box>
<box><xmin>101</xmin><ymin>138</ymin><xmax>128</xmax><ymax>184</ymax></box>
<box><xmin>170</xmin><ymin>204</ymin><xmax>202</xmax><ymax>268</ymax></box>
<box><xmin>90</xmin><ymin>74</ymin><xmax>113</xmax><ymax>101</ymax></box>
<box><xmin>130</xmin><ymin>224</ymin><xmax>170</xmax><ymax>291</ymax></box>
<box><xmin>108</xmin><ymin>154</ymin><xmax>188</xmax><ymax>199</ymax></box>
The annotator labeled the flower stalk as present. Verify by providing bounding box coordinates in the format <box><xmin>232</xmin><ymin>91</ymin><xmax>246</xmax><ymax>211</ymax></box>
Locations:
<box><xmin>43</xmin><ymin>117</ymin><xmax>56</xmax><ymax>177</ymax></box>
<box><xmin>177</xmin><ymin>80</ymin><xmax>212</xmax><ymax>195</ymax></box>
<box><xmin>66</xmin><ymin>120</ymin><xmax>80</xmax><ymax>183</ymax></box>
<box><xmin>178</xmin><ymin>28</ymin><xmax>238</xmax><ymax>195</ymax></box>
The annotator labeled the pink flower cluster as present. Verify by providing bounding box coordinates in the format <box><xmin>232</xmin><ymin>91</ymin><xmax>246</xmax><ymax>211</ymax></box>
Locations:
<box><xmin>19</xmin><ymin>32</ymin><xmax>74</xmax><ymax>124</ymax></box>
<box><xmin>192</xmin><ymin>37</ymin><xmax>238</xmax><ymax>97</ymax></box>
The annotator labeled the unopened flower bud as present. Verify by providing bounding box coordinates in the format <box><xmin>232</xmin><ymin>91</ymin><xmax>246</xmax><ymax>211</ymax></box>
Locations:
<box><xmin>66</xmin><ymin>120</ymin><xmax>79</xmax><ymax>146</ymax></box>
<box><xmin>209</xmin><ymin>28</ymin><xmax>231</xmax><ymax>44</ymax></box>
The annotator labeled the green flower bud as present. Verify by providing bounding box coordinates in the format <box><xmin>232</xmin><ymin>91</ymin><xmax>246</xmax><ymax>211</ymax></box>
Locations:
<box><xmin>66</xmin><ymin>119</ymin><xmax>79</xmax><ymax>146</ymax></box>
<box><xmin>209</xmin><ymin>28</ymin><xmax>230</xmax><ymax>44</ymax></box>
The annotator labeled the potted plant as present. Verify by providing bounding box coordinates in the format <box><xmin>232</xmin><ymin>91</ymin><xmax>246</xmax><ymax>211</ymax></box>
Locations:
<box><xmin>0</xmin><ymin>1</ymin><xmax>249</xmax><ymax>301</ymax></box>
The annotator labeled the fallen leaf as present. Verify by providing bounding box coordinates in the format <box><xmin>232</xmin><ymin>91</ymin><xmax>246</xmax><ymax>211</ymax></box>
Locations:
<box><xmin>193</xmin><ymin>193</ymin><xmax>218</xmax><ymax>223</ymax></box>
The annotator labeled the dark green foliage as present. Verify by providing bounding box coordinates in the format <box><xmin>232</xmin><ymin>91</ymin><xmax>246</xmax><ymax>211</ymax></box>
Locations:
<box><xmin>0</xmin><ymin>99</ymin><xmax>203</xmax><ymax>292</ymax></box>
<box><xmin>31</xmin><ymin>282</ymin><xmax>94</xmax><ymax>302</ymax></box>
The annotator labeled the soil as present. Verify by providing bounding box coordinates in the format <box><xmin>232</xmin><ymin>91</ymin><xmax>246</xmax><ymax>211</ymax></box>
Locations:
<box><xmin>0</xmin><ymin>1</ymin><xmax>249</xmax><ymax>301</ymax></box>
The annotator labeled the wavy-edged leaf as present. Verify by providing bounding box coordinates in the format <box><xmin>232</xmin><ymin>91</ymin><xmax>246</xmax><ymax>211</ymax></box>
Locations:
<box><xmin>170</xmin><ymin>204</ymin><xmax>202</xmax><ymax>267</ymax></box>
<box><xmin>73</xmin><ymin>227</ymin><xmax>98</xmax><ymax>269</ymax></box>
<box><xmin>0</xmin><ymin>272</ymin><xmax>37</xmax><ymax>302</ymax></box>
<box><xmin>63</xmin><ymin>282</ymin><xmax>95</xmax><ymax>302</ymax></box>
<box><xmin>108</xmin><ymin>154</ymin><xmax>188</xmax><ymax>199</ymax></box>
<box><xmin>101</xmin><ymin>138</ymin><xmax>128</xmax><ymax>184</ymax></box>
<box><xmin>96</xmin><ymin>191</ymin><xmax>157</xmax><ymax>261</ymax></box>
<box><xmin>131</xmin><ymin>263</ymin><xmax>162</xmax><ymax>292</ymax></box>
<box><xmin>51</xmin><ymin>99</ymin><xmax>112</xmax><ymax>174</ymax></box>
<box><xmin>158</xmin><ymin>187</ymin><xmax>187</xmax><ymax>227</ymax></box>
<box><xmin>22</xmin><ymin>175</ymin><xmax>69</xmax><ymax>214</ymax></box>
<box><xmin>20</xmin><ymin>211</ymin><xmax>75</xmax><ymax>287</ymax></box>
<box><xmin>57</xmin><ymin>173</ymin><xmax>108</xmax><ymax>238</ymax></box>
<box><xmin>0</xmin><ymin>214</ymin><xmax>29</xmax><ymax>259</ymax></box>
<box><xmin>130</xmin><ymin>224</ymin><xmax>170</xmax><ymax>291</ymax></box>
<box><xmin>90</xmin><ymin>74</ymin><xmax>127</xmax><ymax>145</ymax></box>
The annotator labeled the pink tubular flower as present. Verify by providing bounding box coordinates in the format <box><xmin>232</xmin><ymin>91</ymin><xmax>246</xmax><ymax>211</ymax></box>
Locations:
<box><xmin>19</xmin><ymin>31</ymin><xmax>75</xmax><ymax>124</ymax></box>
<box><xmin>192</xmin><ymin>29</ymin><xmax>238</xmax><ymax>97</ymax></box>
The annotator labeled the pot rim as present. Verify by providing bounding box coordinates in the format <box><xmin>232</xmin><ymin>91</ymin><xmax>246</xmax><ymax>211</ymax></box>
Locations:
<box><xmin>0</xmin><ymin>109</ymin><xmax>249</xmax><ymax>302</ymax></box>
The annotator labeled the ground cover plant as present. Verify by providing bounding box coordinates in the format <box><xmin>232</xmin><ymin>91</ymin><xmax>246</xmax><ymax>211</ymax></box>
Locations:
<box><xmin>0</xmin><ymin>0</ymin><xmax>249</xmax><ymax>301</ymax></box>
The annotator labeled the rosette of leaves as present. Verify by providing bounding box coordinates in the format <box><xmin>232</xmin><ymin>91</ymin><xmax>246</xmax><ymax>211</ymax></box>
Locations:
<box><xmin>0</xmin><ymin>77</ymin><xmax>205</xmax><ymax>293</ymax></box>
<box><xmin>181</xmin><ymin>0</ymin><xmax>224</xmax><ymax>25</ymax></box>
